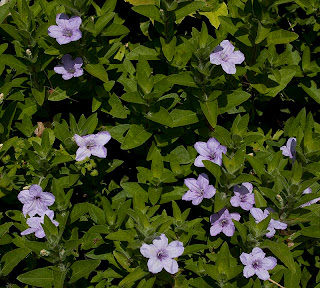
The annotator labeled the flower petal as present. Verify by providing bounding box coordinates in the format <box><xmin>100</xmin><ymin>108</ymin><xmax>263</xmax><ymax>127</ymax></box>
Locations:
<box><xmin>56</xmin><ymin>13</ymin><xmax>69</xmax><ymax>27</ymax></box>
<box><xmin>21</xmin><ymin>227</ymin><xmax>37</xmax><ymax>236</ymax></box>
<box><xmin>90</xmin><ymin>146</ymin><xmax>107</xmax><ymax>158</ymax></box>
<box><xmin>228</xmin><ymin>50</ymin><xmax>245</xmax><ymax>64</ymax></box>
<box><xmin>197</xmin><ymin>173</ymin><xmax>209</xmax><ymax>189</ymax></box>
<box><xmin>40</xmin><ymin>192</ymin><xmax>55</xmax><ymax>207</ymax></box>
<box><xmin>207</xmin><ymin>138</ymin><xmax>220</xmax><ymax>152</ymax></box>
<box><xmin>68</xmin><ymin>16</ymin><xmax>82</xmax><ymax>30</ymax></box>
<box><xmin>69</xmin><ymin>30</ymin><xmax>82</xmax><ymax>42</ymax></box>
<box><xmin>261</xmin><ymin>257</ymin><xmax>277</xmax><ymax>270</ymax></box>
<box><xmin>147</xmin><ymin>258</ymin><xmax>163</xmax><ymax>274</ymax></box>
<box><xmin>184</xmin><ymin>178</ymin><xmax>200</xmax><ymax>192</ymax></box>
<box><xmin>56</xmin><ymin>36</ymin><xmax>72</xmax><ymax>45</ymax></box>
<box><xmin>243</xmin><ymin>265</ymin><xmax>256</xmax><ymax>278</ymax></box>
<box><xmin>222</xmin><ymin>223</ymin><xmax>235</xmax><ymax>237</ymax></box>
<box><xmin>48</xmin><ymin>25</ymin><xmax>63</xmax><ymax>38</ymax></box>
<box><xmin>29</xmin><ymin>184</ymin><xmax>43</xmax><ymax>196</ymax></box>
<box><xmin>240</xmin><ymin>252</ymin><xmax>252</xmax><ymax>265</ymax></box>
<box><xmin>194</xmin><ymin>156</ymin><xmax>207</xmax><ymax>167</ymax></box>
<box><xmin>152</xmin><ymin>234</ymin><xmax>168</xmax><ymax>251</ymax></box>
<box><xmin>74</xmin><ymin>134</ymin><xmax>86</xmax><ymax>147</ymax></box>
<box><xmin>221</xmin><ymin>61</ymin><xmax>237</xmax><ymax>74</ymax></box>
<box><xmin>191</xmin><ymin>197</ymin><xmax>204</xmax><ymax>205</ymax></box>
<box><xmin>230</xmin><ymin>195</ymin><xmax>240</xmax><ymax>207</ymax></box>
<box><xmin>140</xmin><ymin>243</ymin><xmax>158</xmax><ymax>258</ymax></box>
<box><xmin>75</xmin><ymin>147</ymin><xmax>91</xmax><ymax>161</ymax></box>
<box><xmin>251</xmin><ymin>248</ymin><xmax>265</xmax><ymax>260</ymax></box>
<box><xmin>94</xmin><ymin>131</ymin><xmax>111</xmax><ymax>146</ymax></box>
<box><xmin>210</xmin><ymin>52</ymin><xmax>223</xmax><ymax>65</ymax></box>
<box><xmin>210</xmin><ymin>222</ymin><xmax>223</xmax><ymax>236</ymax></box>
<box><xmin>17</xmin><ymin>189</ymin><xmax>33</xmax><ymax>204</ymax></box>
<box><xmin>255</xmin><ymin>268</ymin><xmax>270</xmax><ymax>281</ymax></box>
<box><xmin>62</xmin><ymin>73</ymin><xmax>74</xmax><ymax>80</ymax></box>
<box><xmin>194</xmin><ymin>141</ymin><xmax>211</xmax><ymax>157</ymax></box>
<box><xmin>182</xmin><ymin>190</ymin><xmax>197</xmax><ymax>202</ymax></box>
<box><xmin>54</xmin><ymin>65</ymin><xmax>67</xmax><ymax>75</ymax></box>
<box><xmin>166</xmin><ymin>240</ymin><xmax>184</xmax><ymax>258</ymax></box>
<box><xmin>73</xmin><ymin>68</ymin><xmax>83</xmax><ymax>78</ymax></box>
<box><xmin>220</xmin><ymin>40</ymin><xmax>235</xmax><ymax>55</ymax></box>
<box><xmin>203</xmin><ymin>185</ymin><xmax>216</xmax><ymax>199</ymax></box>
<box><xmin>250</xmin><ymin>208</ymin><xmax>266</xmax><ymax>222</ymax></box>
<box><xmin>162</xmin><ymin>258</ymin><xmax>179</xmax><ymax>274</ymax></box>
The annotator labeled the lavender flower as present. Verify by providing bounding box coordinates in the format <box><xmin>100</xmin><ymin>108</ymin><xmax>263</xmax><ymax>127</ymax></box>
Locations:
<box><xmin>140</xmin><ymin>234</ymin><xmax>184</xmax><ymax>274</ymax></box>
<box><xmin>18</xmin><ymin>184</ymin><xmax>55</xmax><ymax>217</ymax></box>
<box><xmin>21</xmin><ymin>210</ymin><xmax>59</xmax><ymax>239</ymax></box>
<box><xmin>240</xmin><ymin>247</ymin><xmax>277</xmax><ymax>280</ymax></box>
<box><xmin>210</xmin><ymin>208</ymin><xmax>240</xmax><ymax>237</ymax></box>
<box><xmin>74</xmin><ymin>131</ymin><xmax>111</xmax><ymax>162</ymax></box>
<box><xmin>48</xmin><ymin>13</ymin><xmax>82</xmax><ymax>45</ymax></box>
<box><xmin>54</xmin><ymin>54</ymin><xmax>83</xmax><ymax>80</ymax></box>
<box><xmin>280</xmin><ymin>137</ymin><xmax>296</xmax><ymax>162</ymax></box>
<box><xmin>230</xmin><ymin>182</ymin><xmax>255</xmax><ymax>211</ymax></box>
<box><xmin>210</xmin><ymin>40</ymin><xmax>245</xmax><ymax>74</ymax></box>
<box><xmin>250</xmin><ymin>208</ymin><xmax>287</xmax><ymax>238</ymax></box>
<box><xmin>194</xmin><ymin>137</ymin><xmax>227</xmax><ymax>167</ymax></box>
<box><xmin>300</xmin><ymin>187</ymin><xmax>320</xmax><ymax>208</ymax></box>
<box><xmin>182</xmin><ymin>173</ymin><xmax>216</xmax><ymax>205</ymax></box>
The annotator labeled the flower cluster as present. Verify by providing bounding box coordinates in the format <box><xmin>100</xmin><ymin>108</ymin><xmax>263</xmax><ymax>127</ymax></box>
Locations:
<box><xmin>18</xmin><ymin>185</ymin><xmax>59</xmax><ymax>238</ymax></box>
<box><xmin>48</xmin><ymin>13</ymin><xmax>83</xmax><ymax>80</ymax></box>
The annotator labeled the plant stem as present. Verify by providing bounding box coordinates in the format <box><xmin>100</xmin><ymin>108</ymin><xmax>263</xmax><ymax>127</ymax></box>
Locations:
<box><xmin>268</xmin><ymin>278</ymin><xmax>285</xmax><ymax>288</ymax></box>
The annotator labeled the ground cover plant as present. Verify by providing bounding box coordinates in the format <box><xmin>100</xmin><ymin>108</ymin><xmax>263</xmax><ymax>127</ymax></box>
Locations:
<box><xmin>0</xmin><ymin>0</ymin><xmax>320</xmax><ymax>287</ymax></box>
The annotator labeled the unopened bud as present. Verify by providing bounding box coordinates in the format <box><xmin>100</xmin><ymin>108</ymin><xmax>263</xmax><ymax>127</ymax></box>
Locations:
<box><xmin>0</xmin><ymin>144</ymin><xmax>3</xmax><ymax>150</ymax></box>
<box><xmin>23</xmin><ymin>185</ymin><xmax>30</xmax><ymax>190</ymax></box>
<box><xmin>26</xmin><ymin>49</ymin><xmax>32</xmax><ymax>56</ymax></box>
<box><xmin>0</xmin><ymin>93</ymin><xmax>4</xmax><ymax>104</ymax></box>
<box><xmin>40</xmin><ymin>249</ymin><xmax>50</xmax><ymax>256</ymax></box>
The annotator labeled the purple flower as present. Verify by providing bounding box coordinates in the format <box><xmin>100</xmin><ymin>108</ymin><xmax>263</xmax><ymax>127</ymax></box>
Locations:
<box><xmin>182</xmin><ymin>173</ymin><xmax>216</xmax><ymax>205</ymax></box>
<box><xmin>18</xmin><ymin>184</ymin><xmax>55</xmax><ymax>217</ymax></box>
<box><xmin>230</xmin><ymin>182</ymin><xmax>255</xmax><ymax>211</ymax></box>
<box><xmin>21</xmin><ymin>210</ymin><xmax>59</xmax><ymax>239</ymax></box>
<box><xmin>300</xmin><ymin>187</ymin><xmax>320</xmax><ymax>208</ymax></box>
<box><xmin>140</xmin><ymin>234</ymin><xmax>184</xmax><ymax>274</ymax></box>
<box><xmin>210</xmin><ymin>208</ymin><xmax>240</xmax><ymax>237</ymax></box>
<box><xmin>74</xmin><ymin>131</ymin><xmax>111</xmax><ymax>162</ymax></box>
<box><xmin>210</xmin><ymin>40</ymin><xmax>245</xmax><ymax>74</ymax></box>
<box><xmin>54</xmin><ymin>54</ymin><xmax>83</xmax><ymax>80</ymax></box>
<box><xmin>48</xmin><ymin>13</ymin><xmax>82</xmax><ymax>45</ymax></box>
<box><xmin>280</xmin><ymin>137</ymin><xmax>296</xmax><ymax>162</ymax></box>
<box><xmin>250</xmin><ymin>208</ymin><xmax>287</xmax><ymax>238</ymax></box>
<box><xmin>194</xmin><ymin>138</ymin><xmax>227</xmax><ymax>167</ymax></box>
<box><xmin>240</xmin><ymin>247</ymin><xmax>277</xmax><ymax>280</ymax></box>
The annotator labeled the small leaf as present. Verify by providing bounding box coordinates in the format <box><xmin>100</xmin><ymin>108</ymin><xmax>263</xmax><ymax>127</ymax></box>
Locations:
<box><xmin>121</xmin><ymin>124</ymin><xmax>152</xmax><ymax>150</ymax></box>
<box><xmin>17</xmin><ymin>267</ymin><xmax>53</xmax><ymax>288</ymax></box>
<box><xmin>69</xmin><ymin>260</ymin><xmax>101</xmax><ymax>283</ymax></box>
<box><xmin>267</xmin><ymin>30</ymin><xmax>299</xmax><ymax>45</ymax></box>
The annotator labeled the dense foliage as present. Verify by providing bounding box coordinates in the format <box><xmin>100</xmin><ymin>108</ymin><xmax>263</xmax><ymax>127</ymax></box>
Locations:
<box><xmin>0</xmin><ymin>0</ymin><xmax>320</xmax><ymax>287</ymax></box>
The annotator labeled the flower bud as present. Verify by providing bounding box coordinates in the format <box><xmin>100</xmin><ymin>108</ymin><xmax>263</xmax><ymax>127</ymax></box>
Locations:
<box><xmin>26</xmin><ymin>49</ymin><xmax>32</xmax><ymax>56</ymax></box>
<box><xmin>0</xmin><ymin>93</ymin><xmax>4</xmax><ymax>104</ymax></box>
<box><xmin>40</xmin><ymin>249</ymin><xmax>50</xmax><ymax>256</ymax></box>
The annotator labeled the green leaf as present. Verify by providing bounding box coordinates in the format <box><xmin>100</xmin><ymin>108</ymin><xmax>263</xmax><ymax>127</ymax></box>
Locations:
<box><xmin>101</xmin><ymin>23</ymin><xmax>130</xmax><ymax>36</ymax></box>
<box><xmin>267</xmin><ymin>30</ymin><xmax>299</xmax><ymax>45</ymax></box>
<box><xmin>0</xmin><ymin>3</ymin><xmax>10</xmax><ymax>25</ymax></box>
<box><xmin>261</xmin><ymin>240</ymin><xmax>295</xmax><ymax>271</ymax></box>
<box><xmin>70</xmin><ymin>203</ymin><xmax>89</xmax><ymax>224</ymax></box>
<box><xmin>69</xmin><ymin>260</ymin><xmax>101</xmax><ymax>283</ymax></box>
<box><xmin>203</xmin><ymin>160</ymin><xmax>222</xmax><ymax>183</ymax></box>
<box><xmin>1</xmin><ymin>247</ymin><xmax>31</xmax><ymax>276</ymax></box>
<box><xmin>172</xmin><ymin>1</ymin><xmax>205</xmax><ymax>22</ymax></box>
<box><xmin>119</xmin><ymin>267</ymin><xmax>148</xmax><ymax>287</ymax></box>
<box><xmin>167</xmin><ymin>72</ymin><xmax>197</xmax><ymax>87</ymax></box>
<box><xmin>170</xmin><ymin>109</ymin><xmax>199</xmax><ymax>127</ymax></box>
<box><xmin>85</xmin><ymin>63</ymin><xmax>109</xmax><ymax>82</ymax></box>
<box><xmin>200</xmin><ymin>100</ymin><xmax>218</xmax><ymax>128</ymax></box>
<box><xmin>107</xmin><ymin>93</ymin><xmax>129</xmax><ymax>119</ymax></box>
<box><xmin>255</xmin><ymin>21</ymin><xmax>271</xmax><ymax>44</ymax></box>
<box><xmin>200</xmin><ymin>2</ymin><xmax>228</xmax><ymax>29</ymax></box>
<box><xmin>121</xmin><ymin>124</ymin><xmax>152</xmax><ymax>149</ymax></box>
<box><xmin>146</xmin><ymin>107</ymin><xmax>173</xmax><ymax>127</ymax></box>
<box><xmin>137</xmin><ymin>55</ymin><xmax>153</xmax><ymax>94</ymax></box>
<box><xmin>132</xmin><ymin>5</ymin><xmax>163</xmax><ymax>23</ymax></box>
<box><xmin>299</xmin><ymin>81</ymin><xmax>320</xmax><ymax>104</ymax></box>
<box><xmin>32</xmin><ymin>88</ymin><xmax>46</xmax><ymax>106</ymax></box>
<box><xmin>245</xmin><ymin>155</ymin><xmax>265</xmax><ymax>179</ymax></box>
<box><xmin>126</xmin><ymin>45</ymin><xmax>159</xmax><ymax>60</ymax></box>
<box><xmin>0</xmin><ymin>54</ymin><xmax>28</xmax><ymax>72</ymax></box>
<box><xmin>93</xmin><ymin>12</ymin><xmax>114</xmax><ymax>36</ymax></box>
<box><xmin>218</xmin><ymin>91</ymin><xmax>250</xmax><ymax>114</ymax></box>
<box><xmin>48</xmin><ymin>87</ymin><xmax>69</xmax><ymax>101</ymax></box>
<box><xmin>160</xmin><ymin>37</ymin><xmax>176</xmax><ymax>62</ymax></box>
<box><xmin>17</xmin><ymin>267</ymin><xmax>53</xmax><ymax>288</ymax></box>
<box><xmin>301</xmin><ymin>226</ymin><xmax>320</xmax><ymax>238</ymax></box>
<box><xmin>106</xmin><ymin>230</ymin><xmax>135</xmax><ymax>242</ymax></box>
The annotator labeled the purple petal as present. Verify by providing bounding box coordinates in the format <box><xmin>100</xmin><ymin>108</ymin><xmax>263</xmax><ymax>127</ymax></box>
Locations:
<box><xmin>255</xmin><ymin>268</ymin><xmax>270</xmax><ymax>281</ymax></box>
<box><xmin>250</xmin><ymin>208</ymin><xmax>267</xmax><ymax>222</ymax></box>
<box><xmin>228</xmin><ymin>50</ymin><xmax>245</xmax><ymax>64</ymax></box>
<box><xmin>29</xmin><ymin>185</ymin><xmax>43</xmax><ymax>196</ymax></box>
<box><xmin>166</xmin><ymin>241</ymin><xmax>184</xmax><ymax>258</ymax></box>
<box><xmin>69</xmin><ymin>30</ymin><xmax>82</xmax><ymax>42</ymax></box>
<box><xmin>240</xmin><ymin>252</ymin><xmax>252</xmax><ymax>265</ymax></box>
<box><xmin>48</xmin><ymin>25</ymin><xmax>63</xmax><ymax>38</ymax></box>
<box><xmin>191</xmin><ymin>197</ymin><xmax>204</xmax><ymax>205</ymax></box>
<box><xmin>61</xmin><ymin>54</ymin><xmax>73</xmax><ymax>65</ymax></box>
<box><xmin>74</xmin><ymin>134</ymin><xmax>86</xmax><ymax>147</ymax></box>
<box><xmin>182</xmin><ymin>190</ymin><xmax>197</xmax><ymax>201</ymax></box>
<box><xmin>184</xmin><ymin>178</ymin><xmax>199</xmax><ymax>192</ymax></box>
<box><xmin>222</xmin><ymin>223</ymin><xmax>235</xmax><ymax>237</ymax></box>
<box><xmin>230</xmin><ymin>195</ymin><xmax>241</xmax><ymax>207</ymax></box>
<box><xmin>140</xmin><ymin>243</ymin><xmax>157</xmax><ymax>258</ymax></box>
<box><xmin>220</xmin><ymin>40</ymin><xmax>235</xmax><ymax>55</ymax></box>
<box><xmin>266</xmin><ymin>228</ymin><xmax>276</xmax><ymax>238</ymax></box>
<box><xmin>197</xmin><ymin>173</ymin><xmax>209</xmax><ymax>190</ymax></box>
<box><xmin>212</xmin><ymin>155</ymin><xmax>223</xmax><ymax>166</ymax></box>
<box><xmin>240</xmin><ymin>201</ymin><xmax>254</xmax><ymax>211</ymax></box>
<box><xmin>17</xmin><ymin>189</ymin><xmax>33</xmax><ymax>204</ymax></box>
<box><xmin>210</xmin><ymin>52</ymin><xmax>223</xmax><ymax>65</ymax></box>
<box><xmin>68</xmin><ymin>16</ymin><xmax>82</xmax><ymax>30</ymax></box>
<box><xmin>90</xmin><ymin>146</ymin><xmax>107</xmax><ymax>158</ymax></box>
<box><xmin>251</xmin><ymin>248</ymin><xmax>265</xmax><ymax>260</ymax></box>
<box><xmin>152</xmin><ymin>234</ymin><xmax>168</xmax><ymax>251</ymax></box>
<box><xmin>62</xmin><ymin>73</ymin><xmax>74</xmax><ymax>80</ymax></box>
<box><xmin>261</xmin><ymin>257</ymin><xmax>277</xmax><ymax>270</ymax></box>
<box><xmin>303</xmin><ymin>187</ymin><xmax>312</xmax><ymax>194</ymax></box>
<box><xmin>243</xmin><ymin>265</ymin><xmax>256</xmax><ymax>278</ymax></box>
<box><xmin>40</xmin><ymin>192</ymin><xmax>55</xmax><ymax>207</ymax></box>
<box><xmin>210</xmin><ymin>222</ymin><xmax>223</xmax><ymax>236</ymax></box>
<box><xmin>221</xmin><ymin>61</ymin><xmax>237</xmax><ymax>74</ymax></box>
<box><xmin>21</xmin><ymin>227</ymin><xmax>37</xmax><ymax>236</ymax></box>
<box><xmin>54</xmin><ymin>65</ymin><xmax>67</xmax><ymax>75</ymax></box>
<box><xmin>147</xmin><ymin>258</ymin><xmax>163</xmax><ymax>274</ymax></box>
<box><xmin>75</xmin><ymin>147</ymin><xmax>91</xmax><ymax>161</ymax></box>
<box><xmin>56</xmin><ymin>13</ymin><xmax>69</xmax><ymax>27</ymax></box>
<box><xmin>194</xmin><ymin>155</ymin><xmax>208</xmax><ymax>167</ymax></box>
<box><xmin>207</xmin><ymin>138</ymin><xmax>220</xmax><ymax>152</ymax></box>
<box><xmin>73</xmin><ymin>68</ymin><xmax>83</xmax><ymax>78</ymax></box>
<box><xmin>194</xmin><ymin>142</ymin><xmax>211</xmax><ymax>157</ymax></box>
<box><xmin>203</xmin><ymin>185</ymin><xmax>216</xmax><ymax>199</ymax></box>
<box><xmin>241</xmin><ymin>182</ymin><xmax>253</xmax><ymax>194</ymax></box>
<box><xmin>94</xmin><ymin>131</ymin><xmax>111</xmax><ymax>146</ymax></box>
<box><xmin>74</xmin><ymin>57</ymin><xmax>83</xmax><ymax>67</ymax></box>
<box><xmin>269</xmin><ymin>219</ymin><xmax>287</xmax><ymax>230</ymax></box>
<box><xmin>34</xmin><ymin>228</ymin><xmax>46</xmax><ymax>238</ymax></box>
<box><xmin>56</xmin><ymin>36</ymin><xmax>72</xmax><ymax>45</ymax></box>
<box><xmin>280</xmin><ymin>146</ymin><xmax>292</xmax><ymax>158</ymax></box>
<box><xmin>162</xmin><ymin>258</ymin><xmax>179</xmax><ymax>274</ymax></box>
<box><xmin>230</xmin><ymin>212</ymin><xmax>241</xmax><ymax>222</ymax></box>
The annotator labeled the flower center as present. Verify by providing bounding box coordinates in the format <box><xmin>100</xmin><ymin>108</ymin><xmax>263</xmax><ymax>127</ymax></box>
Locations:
<box><xmin>209</xmin><ymin>153</ymin><xmax>216</xmax><ymax>160</ymax></box>
<box><xmin>62</xmin><ymin>29</ymin><xmax>73</xmax><ymax>37</ymax></box>
<box><xmin>197</xmin><ymin>188</ymin><xmax>204</xmax><ymax>196</ymax></box>
<box><xmin>35</xmin><ymin>196</ymin><xmax>40</xmax><ymax>200</ymax></box>
<box><xmin>68</xmin><ymin>68</ymin><xmax>76</xmax><ymax>74</ymax></box>
<box><xmin>220</xmin><ymin>219</ymin><xmax>229</xmax><ymax>227</ymax></box>
<box><xmin>157</xmin><ymin>250</ymin><xmax>167</xmax><ymax>260</ymax></box>
<box><xmin>240</xmin><ymin>195</ymin><xmax>247</xmax><ymax>202</ymax></box>
<box><xmin>86</xmin><ymin>141</ymin><xmax>95</xmax><ymax>149</ymax></box>
<box><xmin>252</xmin><ymin>260</ymin><xmax>260</xmax><ymax>269</ymax></box>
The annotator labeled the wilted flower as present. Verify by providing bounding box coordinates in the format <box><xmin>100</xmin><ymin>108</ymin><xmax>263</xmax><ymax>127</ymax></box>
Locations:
<box><xmin>210</xmin><ymin>40</ymin><xmax>245</xmax><ymax>74</ymax></box>
<box><xmin>54</xmin><ymin>54</ymin><xmax>83</xmax><ymax>80</ymax></box>
<box><xmin>230</xmin><ymin>182</ymin><xmax>255</xmax><ymax>211</ymax></box>
<box><xmin>140</xmin><ymin>234</ymin><xmax>184</xmax><ymax>274</ymax></box>
<box><xmin>194</xmin><ymin>137</ymin><xmax>227</xmax><ymax>167</ymax></box>
<box><xmin>18</xmin><ymin>184</ymin><xmax>55</xmax><ymax>217</ymax></box>
<box><xmin>250</xmin><ymin>208</ymin><xmax>287</xmax><ymax>238</ymax></box>
<box><xmin>74</xmin><ymin>131</ymin><xmax>111</xmax><ymax>162</ymax></box>
<box><xmin>182</xmin><ymin>173</ymin><xmax>216</xmax><ymax>205</ymax></box>
<box><xmin>300</xmin><ymin>187</ymin><xmax>320</xmax><ymax>208</ymax></box>
<box><xmin>21</xmin><ymin>210</ymin><xmax>59</xmax><ymax>238</ymax></box>
<box><xmin>48</xmin><ymin>13</ymin><xmax>82</xmax><ymax>45</ymax></box>
<box><xmin>280</xmin><ymin>137</ymin><xmax>296</xmax><ymax>162</ymax></box>
<box><xmin>210</xmin><ymin>208</ymin><xmax>240</xmax><ymax>237</ymax></box>
<box><xmin>240</xmin><ymin>247</ymin><xmax>277</xmax><ymax>280</ymax></box>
